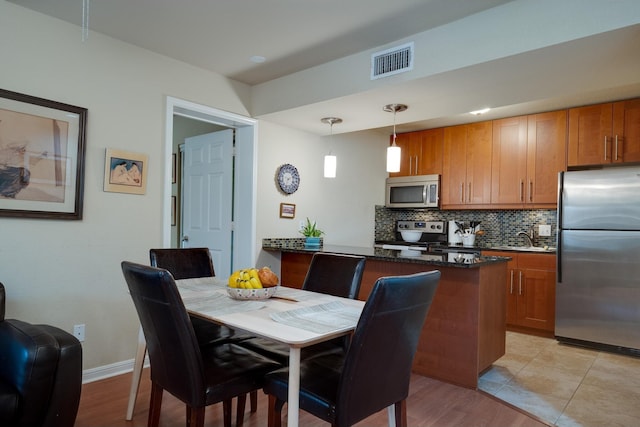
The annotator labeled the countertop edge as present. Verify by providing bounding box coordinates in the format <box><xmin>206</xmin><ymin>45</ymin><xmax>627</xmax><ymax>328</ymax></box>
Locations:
<box><xmin>263</xmin><ymin>242</ymin><xmax>511</xmax><ymax>268</ymax></box>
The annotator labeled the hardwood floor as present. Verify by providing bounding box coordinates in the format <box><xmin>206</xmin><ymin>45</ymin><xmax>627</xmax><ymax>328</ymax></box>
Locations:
<box><xmin>74</xmin><ymin>368</ymin><xmax>549</xmax><ymax>427</ymax></box>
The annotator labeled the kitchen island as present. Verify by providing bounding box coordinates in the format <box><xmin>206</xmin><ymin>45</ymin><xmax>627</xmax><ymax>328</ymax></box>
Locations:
<box><xmin>262</xmin><ymin>240</ymin><xmax>510</xmax><ymax>389</ymax></box>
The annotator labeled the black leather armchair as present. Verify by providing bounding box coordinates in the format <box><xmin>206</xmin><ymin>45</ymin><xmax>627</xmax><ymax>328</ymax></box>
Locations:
<box><xmin>0</xmin><ymin>282</ymin><xmax>83</xmax><ymax>427</ymax></box>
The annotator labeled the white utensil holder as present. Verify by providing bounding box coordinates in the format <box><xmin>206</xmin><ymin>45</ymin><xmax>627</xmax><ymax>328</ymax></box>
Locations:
<box><xmin>462</xmin><ymin>234</ymin><xmax>476</xmax><ymax>247</ymax></box>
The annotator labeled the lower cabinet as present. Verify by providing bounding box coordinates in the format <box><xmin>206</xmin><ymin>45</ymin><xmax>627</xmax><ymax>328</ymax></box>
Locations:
<box><xmin>485</xmin><ymin>251</ymin><xmax>556</xmax><ymax>335</ymax></box>
<box><xmin>279</xmin><ymin>250</ymin><xmax>507</xmax><ymax>389</ymax></box>
<box><xmin>280</xmin><ymin>252</ymin><xmax>310</xmax><ymax>288</ymax></box>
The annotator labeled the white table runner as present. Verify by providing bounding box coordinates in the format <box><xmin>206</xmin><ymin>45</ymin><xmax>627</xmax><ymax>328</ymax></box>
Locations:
<box><xmin>270</xmin><ymin>301</ymin><xmax>361</xmax><ymax>334</ymax></box>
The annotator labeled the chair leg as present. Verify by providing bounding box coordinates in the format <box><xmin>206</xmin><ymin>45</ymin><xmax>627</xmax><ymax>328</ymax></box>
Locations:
<box><xmin>267</xmin><ymin>395</ymin><xmax>284</xmax><ymax>427</ymax></box>
<box><xmin>236</xmin><ymin>394</ymin><xmax>247</xmax><ymax>427</ymax></box>
<box><xmin>186</xmin><ymin>405</ymin><xmax>205</xmax><ymax>427</ymax></box>
<box><xmin>250</xmin><ymin>390</ymin><xmax>258</xmax><ymax>412</ymax></box>
<box><xmin>222</xmin><ymin>399</ymin><xmax>232</xmax><ymax>427</ymax></box>
<box><xmin>148</xmin><ymin>382</ymin><xmax>163</xmax><ymax>427</ymax></box>
<box><xmin>394</xmin><ymin>400</ymin><xmax>407</xmax><ymax>427</ymax></box>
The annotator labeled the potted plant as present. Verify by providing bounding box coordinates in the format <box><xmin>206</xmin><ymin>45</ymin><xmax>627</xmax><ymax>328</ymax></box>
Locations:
<box><xmin>300</xmin><ymin>217</ymin><xmax>324</xmax><ymax>248</ymax></box>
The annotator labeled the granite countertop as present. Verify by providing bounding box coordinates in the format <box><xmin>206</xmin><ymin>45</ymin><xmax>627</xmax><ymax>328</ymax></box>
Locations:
<box><xmin>262</xmin><ymin>240</ymin><xmax>510</xmax><ymax>268</ymax></box>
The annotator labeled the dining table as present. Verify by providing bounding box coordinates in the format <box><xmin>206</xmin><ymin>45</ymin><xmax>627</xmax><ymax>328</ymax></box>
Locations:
<box><xmin>125</xmin><ymin>276</ymin><xmax>365</xmax><ymax>427</ymax></box>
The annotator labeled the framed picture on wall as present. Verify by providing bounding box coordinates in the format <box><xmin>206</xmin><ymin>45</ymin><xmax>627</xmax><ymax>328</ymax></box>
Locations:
<box><xmin>0</xmin><ymin>88</ymin><xmax>87</xmax><ymax>219</ymax></box>
<box><xmin>103</xmin><ymin>148</ymin><xmax>149</xmax><ymax>195</ymax></box>
<box><xmin>279</xmin><ymin>202</ymin><xmax>295</xmax><ymax>218</ymax></box>
<box><xmin>172</xmin><ymin>153</ymin><xmax>177</xmax><ymax>184</ymax></box>
<box><xmin>171</xmin><ymin>196</ymin><xmax>176</xmax><ymax>226</ymax></box>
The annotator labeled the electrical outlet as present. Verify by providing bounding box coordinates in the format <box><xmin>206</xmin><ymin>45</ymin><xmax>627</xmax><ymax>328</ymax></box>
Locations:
<box><xmin>538</xmin><ymin>224</ymin><xmax>552</xmax><ymax>237</ymax></box>
<box><xmin>299</xmin><ymin>220</ymin><xmax>305</xmax><ymax>231</ymax></box>
<box><xmin>73</xmin><ymin>324</ymin><xmax>85</xmax><ymax>342</ymax></box>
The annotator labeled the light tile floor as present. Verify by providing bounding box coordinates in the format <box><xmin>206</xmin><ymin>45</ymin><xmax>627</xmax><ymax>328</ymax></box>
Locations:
<box><xmin>479</xmin><ymin>332</ymin><xmax>640</xmax><ymax>427</ymax></box>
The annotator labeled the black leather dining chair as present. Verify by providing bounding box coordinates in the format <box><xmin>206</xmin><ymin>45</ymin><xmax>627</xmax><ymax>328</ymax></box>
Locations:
<box><xmin>149</xmin><ymin>248</ymin><xmax>259</xmax><ymax>414</ymax></box>
<box><xmin>149</xmin><ymin>248</ymin><xmax>253</xmax><ymax>346</ymax></box>
<box><xmin>237</xmin><ymin>252</ymin><xmax>366</xmax><ymax>364</ymax></box>
<box><xmin>263</xmin><ymin>270</ymin><xmax>441</xmax><ymax>427</ymax></box>
<box><xmin>121</xmin><ymin>261</ymin><xmax>281</xmax><ymax>427</ymax></box>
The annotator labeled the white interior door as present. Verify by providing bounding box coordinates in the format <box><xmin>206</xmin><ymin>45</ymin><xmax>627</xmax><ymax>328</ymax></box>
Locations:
<box><xmin>182</xmin><ymin>129</ymin><xmax>234</xmax><ymax>276</ymax></box>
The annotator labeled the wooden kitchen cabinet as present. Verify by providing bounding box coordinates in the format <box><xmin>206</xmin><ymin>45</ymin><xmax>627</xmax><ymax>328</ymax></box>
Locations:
<box><xmin>389</xmin><ymin>128</ymin><xmax>443</xmax><ymax>177</ymax></box>
<box><xmin>568</xmin><ymin>98</ymin><xmax>640</xmax><ymax>166</ymax></box>
<box><xmin>279</xmin><ymin>248</ymin><xmax>507</xmax><ymax>389</ymax></box>
<box><xmin>442</xmin><ymin>121</ymin><xmax>492</xmax><ymax>208</ymax></box>
<box><xmin>491</xmin><ymin>111</ymin><xmax>567</xmax><ymax>207</ymax></box>
<box><xmin>485</xmin><ymin>251</ymin><xmax>556</xmax><ymax>336</ymax></box>
<box><xmin>490</xmin><ymin>116</ymin><xmax>528</xmax><ymax>205</ymax></box>
<box><xmin>419</xmin><ymin>128</ymin><xmax>444</xmax><ymax>175</ymax></box>
<box><xmin>280</xmin><ymin>252</ymin><xmax>310</xmax><ymax>288</ymax></box>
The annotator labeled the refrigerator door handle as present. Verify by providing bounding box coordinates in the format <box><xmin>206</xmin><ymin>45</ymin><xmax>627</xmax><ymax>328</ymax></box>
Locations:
<box><xmin>557</xmin><ymin>171</ymin><xmax>564</xmax><ymax>284</ymax></box>
<box><xmin>557</xmin><ymin>230</ymin><xmax>562</xmax><ymax>283</ymax></box>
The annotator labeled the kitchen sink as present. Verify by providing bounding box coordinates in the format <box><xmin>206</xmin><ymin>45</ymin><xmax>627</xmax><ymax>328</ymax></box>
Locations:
<box><xmin>490</xmin><ymin>245</ymin><xmax>556</xmax><ymax>253</ymax></box>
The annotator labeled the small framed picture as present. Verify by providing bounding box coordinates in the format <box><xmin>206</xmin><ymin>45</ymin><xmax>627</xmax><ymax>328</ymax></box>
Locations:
<box><xmin>171</xmin><ymin>153</ymin><xmax>177</xmax><ymax>184</ymax></box>
<box><xmin>279</xmin><ymin>202</ymin><xmax>295</xmax><ymax>219</ymax></box>
<box><xmin>171</xmin><ymin>196</ymin><xmax>176</xmax><ymax>226</ymax></box>
<box><xmin>103</xmin><ymin>148</ymin><xmax>148</xmax><ymax>195</ymax></box>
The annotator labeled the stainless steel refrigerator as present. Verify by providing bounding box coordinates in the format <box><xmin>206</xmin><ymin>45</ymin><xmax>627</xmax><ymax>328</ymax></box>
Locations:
<box><xmin>557</xmin><ymin>167</ymin><xmax>640</xmax><ymax>355</ymax></box>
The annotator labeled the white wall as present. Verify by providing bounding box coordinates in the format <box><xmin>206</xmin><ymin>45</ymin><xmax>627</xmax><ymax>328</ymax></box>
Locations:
<box><xmin>0</xmin><ymin>1</ymin><xmax>249</xmax><ymax>370</ymax></box>
<box><xmin>254</xmin><ymin>122</ymin><xmax>388</xmax><ymax>274</ymax></box>
<box><xmin>0</xmin><ymin>1</ymin><xmax>387</xmax><ymax>372</ymax></box>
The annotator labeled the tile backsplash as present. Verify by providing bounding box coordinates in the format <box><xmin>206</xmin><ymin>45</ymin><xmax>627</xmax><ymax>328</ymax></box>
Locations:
<box><xmin>375</xmin><ymin>206</ymin><xmax>557</xmax><ymax>248</ymax></box>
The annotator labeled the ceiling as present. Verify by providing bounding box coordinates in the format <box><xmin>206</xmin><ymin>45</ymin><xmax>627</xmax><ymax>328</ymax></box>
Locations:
<box><xmin>10</xmin><ymin>0</ymin><xmax>640</xmax><ymax>135</ymax></box>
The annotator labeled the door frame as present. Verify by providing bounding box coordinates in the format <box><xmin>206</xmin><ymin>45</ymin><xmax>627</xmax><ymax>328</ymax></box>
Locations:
<box><xmin>163</xmin><ymin>96</ymin><xmax>258</xmax><ymax>269</ymax></box>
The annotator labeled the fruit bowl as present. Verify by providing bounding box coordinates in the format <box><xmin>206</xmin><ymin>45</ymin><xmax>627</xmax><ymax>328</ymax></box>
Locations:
<box><xmin>227</xmin><ymin>285</ymin><xmax>279</xmax><ymax>300</ymax></box>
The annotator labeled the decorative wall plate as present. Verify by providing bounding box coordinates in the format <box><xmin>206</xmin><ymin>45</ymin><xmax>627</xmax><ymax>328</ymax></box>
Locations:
<box><xmin>277</xmin><ymin>163</ymin><xmax>300</xmax><ymax>194</ymax></box>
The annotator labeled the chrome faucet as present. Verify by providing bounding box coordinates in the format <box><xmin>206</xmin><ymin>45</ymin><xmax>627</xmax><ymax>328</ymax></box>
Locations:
<box><xmin>516</xmin><ymin>228</ymin><xmax>535</xmax><ymax>247</ymax></box>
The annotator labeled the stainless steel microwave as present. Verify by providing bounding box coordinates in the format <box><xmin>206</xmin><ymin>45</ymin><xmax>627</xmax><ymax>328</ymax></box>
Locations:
<box><xmin>385</xmin><ymin>175</ymin><xmax>440</xmax><ymax>208</ymax></box>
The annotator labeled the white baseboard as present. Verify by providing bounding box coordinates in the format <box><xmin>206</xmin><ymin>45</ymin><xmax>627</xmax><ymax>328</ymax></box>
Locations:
<box><xmin>82</xmin><ymin>356</ymin><xmax>149</xmax><ymax>384</ymax></box>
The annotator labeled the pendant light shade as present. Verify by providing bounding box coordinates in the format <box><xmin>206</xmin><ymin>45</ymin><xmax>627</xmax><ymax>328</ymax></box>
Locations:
<box><xmin>321</xmin><ymin>117</ymin><xmax>342</xmax><ymax>178</ymax></box>
<box><xmin>386</xmin><ymin>145</ymin><xmax>401</xmax><ymax>172</ymax></box>
<box><xmin>384</xmin><ymin>104</ymin><xmax>407</xmax><ymax>173</ymax></box>
<box><xmin>324</xmin><ymin>154</ymin><xmax>337</xmax><ymax>178</ymax></box>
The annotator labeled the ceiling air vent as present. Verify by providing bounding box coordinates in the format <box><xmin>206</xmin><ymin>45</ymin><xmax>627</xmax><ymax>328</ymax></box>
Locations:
<box><xmin>371</xmin><ymin>42</ymin><xmax>414</xmax><ymax>80</ymax></box>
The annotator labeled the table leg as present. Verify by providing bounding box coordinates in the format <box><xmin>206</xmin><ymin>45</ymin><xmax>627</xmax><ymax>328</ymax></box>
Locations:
<box><xmin>387</xmin><ymin>404</ymin><xmax>396</xmax><ymax>427</ymax></box>
<box><xmin>287</xmin><ymin>347</ymin><xmax>301</xmax><ymax>427</ymax></box>
<box><xmin>126</xmin><ymin>326</ymin><xmax>147</xmax><ymax>420</ymax></box>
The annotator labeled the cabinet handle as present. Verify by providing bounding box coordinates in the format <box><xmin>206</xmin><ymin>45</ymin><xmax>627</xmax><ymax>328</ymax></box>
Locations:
<box><xmin>518</xmin><ymin>271</ymin><xmax>523</xmax><ymax>295</ymax></box>
<box><xmin>510</xmin><ymin>270</ymin><xmax>514</xmax><ymax>294</ymax></box>
<box><xmin>460</xmin><ymin>183</ymin><xmax>464</xmax><ymax>204</ymax></box>
<box><xmin>519</xmin><ymin>180</ymin><xmax>524</xmax><ymax>202</ymax></box>
<box><xmin>409</xmin><ymin>156</ymin><xmax>413</xmax><ymax>175</ymax></box>
<box><xmin>615</xmin><ymin>135</ymin><xmax>619</xmax><ymax>161</ymax></box>
<box><xmin>468</xmin><ymin>182</ymin><xmax>472</xmax><ymax>203</ymax></box>
<box><xmin>414</xmin><ymin>157</ymin><xmax>419</xmax><ymax>175</ymax></box>
<box><xmin>604</xmin><ymin>136</ymin><xmax>608</xmax><ymax>161</ymax></box>
<box><xmin>529</xmin><ymin>180</ymin><xmax>533</xmax><ymax>202</ymax></box>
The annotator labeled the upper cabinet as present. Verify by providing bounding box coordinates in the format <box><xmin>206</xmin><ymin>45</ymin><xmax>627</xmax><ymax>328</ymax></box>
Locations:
<box><xmin>442</xmin><ymin>121</ymin><xmax>492</xmax><ymax>208</ymax></box>
<box><xmin>389</xmin><ymin>128</ymin><xmax>443</xmax><ymax>177</ymax></box>
<box><xmin>568</xmin><ymin>98</ymin><xmax>640</xmax><ymax>166</ymax></box>
<box><xmin>420</xmin><ymin>128</ymin><xmax>444</xmax><ymax>176</ymax></box>
<box><xmin>390</xmin><ymin>96</ymin><xmax>638</xmax><ymax>210</ymax></box>
<box><xmin>490</xmin><ymin>116</ymin><xmax>528</xmax><ymax>205</ymax></box>
<box><xmin>491</xmin><ymin>111</ymin><xmax>567</xmax><ymax>207</ymax></box>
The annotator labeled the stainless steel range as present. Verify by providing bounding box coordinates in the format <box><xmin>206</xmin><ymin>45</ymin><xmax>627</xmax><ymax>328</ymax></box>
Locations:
<box><xmin>375</xmin><ymin>220</ymin><xmax>481</xmax><ymax>254</ymax></box>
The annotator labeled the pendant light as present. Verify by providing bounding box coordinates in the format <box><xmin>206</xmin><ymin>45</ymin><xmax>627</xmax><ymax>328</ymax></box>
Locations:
<box><xmin>82</xmin><ymin>0</ymin><xmax>90</xmax><ymax>41</ymax></box>
<box><xmin>384</xmin><ymin>103</ymin><xmax>407</xmax><ymax>173</ymax></box>
<box><xmin>321</xmin><ymin>117</ymin><xmax>342</xmax><ymax>178</ymax></box>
